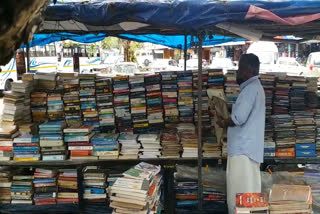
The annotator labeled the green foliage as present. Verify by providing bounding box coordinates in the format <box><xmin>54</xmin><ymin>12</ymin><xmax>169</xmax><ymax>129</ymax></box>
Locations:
<box><xmin>101</xmin><ymin>37</ymin><xmax>120</xmax><ymax>50</ymax></box>
<box><xmin>88</xmin><ymin>43</ymin><xmax>98</xmax><ymax>57</ymax></box>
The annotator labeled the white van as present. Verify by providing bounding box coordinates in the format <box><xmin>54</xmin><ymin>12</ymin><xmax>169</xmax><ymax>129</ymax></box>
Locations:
<box><xmin>306</xmin><ymin>52</ymin><xmax>320</xmax><ymax>77</ymax></box>
<box><xmin>247</xmin><ymin>41</ymin><xmax>279</xmax><ymax>73</ymax></box>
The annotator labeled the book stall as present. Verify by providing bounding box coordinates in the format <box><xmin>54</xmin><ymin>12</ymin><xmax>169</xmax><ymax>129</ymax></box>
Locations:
<box><xmin>2</xmin><ymin>0</ymin><xmax>320</xmax><ymax>213</ymax></box>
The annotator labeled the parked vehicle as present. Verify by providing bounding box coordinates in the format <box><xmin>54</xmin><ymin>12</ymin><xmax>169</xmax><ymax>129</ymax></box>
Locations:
<box><xmin>112</xmin><ymin>62</ymin><xmax>140</xmax><ymax>76</ymax></box>
<box><xmin>306</xmin><ymin>52</ymin><xmax>320</xmax><ymax>77</ymax></box>
<box><xmin>151</xmin><ymin>59</ymin><xmax>179</xmax><ymax>72</ymax></box>
<box><xmin>247</xmin><ymin>41</ymin><xmax>279</xmax><ymax>73</ymax></box>
<box><xmin>209</xmin><ymin>57</ymin><xmax>237</xmax><ymax>74</ymax></box>
<box><xmin>275</xmin><ymin>57</ymin><xmax>307</xmax><ymax>76</ymax></box>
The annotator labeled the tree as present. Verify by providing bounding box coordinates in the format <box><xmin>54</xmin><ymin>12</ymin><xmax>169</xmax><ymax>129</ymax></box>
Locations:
<box><xmin>88</xmin><ymin>43</ymin><xmax>97</xmax><ymax>57</ymax></box>
<box><xmin>101</xmin><ymin>37</ymin><xmax>120</xmax><ymax>50</ymax></box>
<box><xmin>120</xmin><ymin>39</ymin><xmax>143</xmax><ymax>62</ymax></box>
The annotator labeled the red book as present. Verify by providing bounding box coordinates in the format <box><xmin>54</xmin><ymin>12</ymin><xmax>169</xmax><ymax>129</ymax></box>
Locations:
<box><xmin>70</xmin><ymin>150</ymin><xmax>93</xmax><ymax>156</ymax></box>
<box><xmin>67</xmin><ymin>142</ymin><xmax>92</xmax><ymax>146</ymax></box>
<box><xmin>0</xmin><ymin>146</ymin><xmax>13</xmax><ymax>151</ymax></box>
<box><xmin>56</xmin><ymin>198</ymin><xmax>79</xmax><ymax>204</ymax></box>
<box><xmin>147</xmin><ymin>92</ymin><xmax>162</xmax><ymax>97</ymax></box>
<box><xmin>235</xmin><ymin>193</ymin><xmax>268</xmax><ymax>212</ymax></box>
<box><xmin>58</xmin><ymin>176</ymin><xmax>77</xmax><ymax>182</ymax></box>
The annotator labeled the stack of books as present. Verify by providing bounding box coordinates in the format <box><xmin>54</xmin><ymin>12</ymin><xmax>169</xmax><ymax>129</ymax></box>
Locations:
<box><xmin>118</xmin><ymin>133</ymin><xmax>139</xmax><ymax>159</ymax></box>
<box><xmin>145</xmin><ymin>74</ymin><xmax>164</xmax><ymax>133</ymax></box>
<box><xmin>138</xmin><ymin>134</ymin><xmax>161</xmax><ymax>158</ymax></box>
<box><xmin>235</xmin><ymin>193</ymin><xmax>269</xmax><ymax>214</ymax></box>
<box><xmin>161</xmin><ymin>71</ymin><xmax>179</xmax><ymax>123</ymax></box>
<box><xmin>83</xmin><ymin>167</ymin><xmax>108</xmax><ymax>203</ymax></box>
<box><xmin>269</xmin><ymin>184</ymin><xmax>312</xmax><ymax>214</ymax></box>
<box><xmin>34</xmin><ymin>71</ymin><xmax>57</xmax><ymax>91</ymax></box>
<box><xmin>177</xmin><ymin>123</ymin><xmax>197</xmax><ymax>158</ymax></box>
<box><xmin>64</xmin><ymin>125</ymin><xmax>96</xmax><ymax>160</ymax></box>
<box><xmin>91</xmin><ymin>133</ymin><xmax>119</xmax><ymax>159</ymax></box>
<box><xmin>129</xmin><ymin>75</ymin><xmax>148</xmax><ymax>134</ymax></box>
<box><xmin>63</xmin><ymin>77</ymin><xmax>82</xmax><ymax>127</ymax></box>
<box><xmin>273</xmin><ymin>77</ymin><xmax>291</xmax><ymax>115</ymax></box>
<box><xmin>57</xmin><ymin>169</ymin><xmax>78</xmax><ymax>204</ymax></box>
<box><xmin>33</xmin><ymin>168</ymin><xmax>57</xmax><ymax>205</ymax></box>
<box><xmin>31</xmin><ymin>92</ymin><xmax>47</xmax><ymax>123</ymax></box>
<box><xmin>294</xmin><ymin>112</ymin><xmax>316</xmax><ymax>158</ymax></box>
<box><xmin>109</xmin><ymin>162</ymin><xmax>162</xmax><ymax>214</ymax></box>
<box><xmin>0</xmin><ymin>170</ymin><xmax>12</xmax><ymax>204</ymax></box>
<box><xmin>305</xmin><ymin>77</ymin><xmax>318</xmax><ymax>109</ymax></box>
<box><xmin>11</xmin><ymin>79</ymin><xmax>33</xmax><ymax>124</ymax></box>
<box><xmin>13</xmin><ymin>133</ymin><xmax>40</xmax><ymax>162</ymax></box>
<box><xmin>224</xmin><ymin>69</ymin><xmax>239</xmax><ymax>106</ymax></box>
<box><xmin>113</xmin><ymin>76</ymin><xmax>132</xmax><ymax>133</ymax></box>
<box><xmin>39</xmin><ymin>121</ymin><xmax>67</xmax><ymax>161</ymax></box>
<box><xmin>0</xmin><ymin>126</ymin><xmax>19</xmax><ymax>161</ymax></box>
<box><xmin>202</xmin><ymin>132</ymin><xmax>221</xmax><ymax>158</ymax></box>
<box><xmin>2</xmin><ymin>91</ymin><xmax>25</xmax><ymax>126</ymax></box>
<box><xmin>289</xmin><ymin>76</ymin><xmax>307</xmax><ymax>112</ymax></box>
<box><xmin>79</xmin><ymin>74</ymin><xmax>99</xmax><ymax>132</ymax></box>
<box><xmin>260</xmin><ymin>73</ymin><xmax>275</xmax><ymax>116</ymax></box>
<box><xmin>193</xmin><ymin>69</ymin><xmax>210</xmax><ymax>129</ymax></box>
<box><xmin>178</xmin><ymin>71</ymin><xmax>194</xmax><ymax>123</ymax></box>
<box><xmin>315</xmin><ymin>109</ymin><xmax>320</xmax><ymax>156</ymax></box>
<box><xmin>264</xmin><ymin>123</ymin><xmax>276</xmax><ymax>158</ymax></box>
<box><xmin>95</xmin><ymin>76</ymin><xmax>115</xmax><ymax>132</ymax></box>
<box><xmin>272</xmin><ymin>114</ymin><xmax>295</xmax><ymax>158</ymax></box>
<box><xmin>207</xmin><ymin>69</ymin><xmax>224</xmax><ymax>89</ymax></box>
<box><xmin>161</xmin><ymin>127</ymin><xmax>181</xmax><ymax>158</ymax></box>
<box><xmin>11</xmin><ymin>170</ymin><xmax>34</xmax><ymax>205</ymax></box>
<box><xmin>47</xmin><ymin>92</ymin><xmax>64</xmax><ymax>121</ymax></box>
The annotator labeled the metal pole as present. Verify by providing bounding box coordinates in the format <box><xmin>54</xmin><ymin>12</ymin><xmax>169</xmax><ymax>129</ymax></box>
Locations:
<box><xmin>184</xmin><ymin>35</ymin><xmax>187</xmax><ymax>72</ymax></box>
<box><xmin>26</xmin><ymin>44</ymin><xmax>30</xmax><ymax>73</ymax></box>
<box><xmin>197</xmin><ymin>36</ymin><xmax>203</xmax><ymax>213</ymax></box>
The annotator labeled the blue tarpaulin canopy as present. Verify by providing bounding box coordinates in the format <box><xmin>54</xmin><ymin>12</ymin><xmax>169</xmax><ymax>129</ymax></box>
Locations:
<box><xmin>30</xmin><ymin>0</ymin><xmax>320</xmax><ymax>48</ymax></box>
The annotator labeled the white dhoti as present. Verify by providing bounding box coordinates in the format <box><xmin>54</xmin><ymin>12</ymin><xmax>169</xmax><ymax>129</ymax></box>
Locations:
<box><xmin>227</xmin><ymin>155</ymin><xmax>261</xmax><ymax>214</ymax></box>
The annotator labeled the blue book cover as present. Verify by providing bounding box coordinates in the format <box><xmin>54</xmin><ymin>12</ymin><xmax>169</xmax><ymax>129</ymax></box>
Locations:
<box><xmin>85</xmin><ymin>188</ymin><xmax>105</xmax><ymax>194</ymax></box>
<box><xmin>14</xmin><ymin>154</ymin><xmax>41</xmax><ymax>158</ymax></box>
<box><xmin>13</xmin><ymin>147</ymin><xmax>39</xmax><ymax>151</ymax></box>
<box><xmin>40</xmin><ymin>135</ymin><xmax>63</xmax><ymax>140</ymax></box>
<box><xmin>39</xmin><ymin>121</ymin><xmax>65</xmax><ymax>128</ymax></box>
<box><xmin>33</xmin><ymin>178</ymin><xmax>55</xmax><ymax>184</ymax></box>
<box><xmin>47</xmin><ymin>100</ymin><xmax>63</xmax><ymax>105</ymax></box>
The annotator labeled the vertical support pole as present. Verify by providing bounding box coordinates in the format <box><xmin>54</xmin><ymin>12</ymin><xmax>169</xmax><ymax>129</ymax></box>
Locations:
<box><xmin>184</xmin><ymin>35</ymin><xmax>187</xmax><ymax>72</ymax></box>
<box><xmin>26</xmin><ymin>44</ymin><xmax>30</xmax><ymax>73</ymax></box>
<box><xmin>197</xmin><ymin>37</ymin><xmax>203</xmax><ymax>213</ymax></box>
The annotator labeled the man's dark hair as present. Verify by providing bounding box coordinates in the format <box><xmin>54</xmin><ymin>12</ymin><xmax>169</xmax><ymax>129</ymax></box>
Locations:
<box><xmin>240</xmin><ymin>53</ymin><xmax>260</xmax><ymax>75</ymax></box>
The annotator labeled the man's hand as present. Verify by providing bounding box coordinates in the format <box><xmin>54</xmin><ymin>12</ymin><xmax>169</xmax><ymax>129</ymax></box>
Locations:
<box><xmin>216</xmin><ymin>115</ymin><xmax>226</xmax><ymax>128</ymax></box>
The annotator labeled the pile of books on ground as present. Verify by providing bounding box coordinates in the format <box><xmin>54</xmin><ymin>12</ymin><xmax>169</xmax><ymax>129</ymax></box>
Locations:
<box><xmin>95</xmin><ymin>76</ymin><xmax>115</xmax><ymax>132</ymax></box>
<box><xmin>83</xmin><ymin>167</ymin><xmax>108</xmax><ymax>204</ymax></box>
<box><xmin>129</xmin><ymin>75</ymin><xmax>148</xmax><ymax>134</ymax></box>
<box><xmin>160</xmin><ymin>127</ymin><xmax>181</xmax><ymax>158</ymax></box>
<box><xmin>11</xmin><ymin>169</ymin><xmax>34</xmax><ymax>205</ymax></box>
<box><xmin>113</xmin><ymin>76</ymin><xmax>132</xmax><ymax>133</ymax></box>
<box><xmin>260</xmin><ymin>73</ymin><xmax>275</xmax><ymax>116</ymax></box>
<box><xmin>272</xmin><ymin>114</ymin><xmax>295</xmax><ymax>158</ymax></box>
<box><xmin>62</xmin><ymin>75</ymin><xmax>82</xmax><ymax>127</ymax></box>
<box><xmin>31</xmin><ymin>91</ymin><xmax>48</xmax><ymax>123</ymax></box>
<box><xmin>118</xmin><ymin>133</ymin><xmax>139</xmax><ymax>159</ymax></box>
<box><xmin>0</xmin><ymin>126</ymin><xmax>19</xmax><ymax>161</ymax></box>
<box><xmin>64</xmin><ymin>125</ymin><xmax>96</xmax><ymax>160</ymax></box>
<box><xmin>57</xmin><ymin>169</ymin><xmax>78</xmax><ymax>204</ymax></box>
<box><xmin>145</xmin><ymin>74</ymin><xmax>164</xmax><ymax>133</ymax></box>
<box><xmin>33</xmin><ymin>168</ymin><xmax>57</xmax><ymax>205</ymax></box>
<box><xmin>177</xmin><ymin>123</ymin><xmax>197</xmax><ymax>158</ymax></box>
<box><xmin>161</xmin><ymin>71</ymin><xmax>179</xmax><ymax>123</ymax></box>
<box><xmin>109</xmin><ymin>162</ymin><xmax>162</xmax><ymax>214</ymax></box>
<box><xmin>289</xmin><ymin>76</ymin><xmax>307</xmax><ymax>112</ymax></box>
<box><xmin>138</xmin><ymin>134</ymin><xmax>161</xmax><ymax>158</ymax></box>
<box><xmin>224</xmin><ymin>69</ymin><xmax>239</xmax><ymax>106</ymax></box>
<box><xmin>269</xmin><ymin>184</ymin><xmax>312</xmax><ymax>214</ymax></box>
<box><xmin>2</xmin><ymin>91</ymin><xmax>25</xmax><ymax>126</ymax></box>
<box><xmin>306</xmin><ymin>77</ymin><xmax>319</xmax><ymax>108</ymax></box>
<box><xmin>273</xmin><ymin>76</ymin><xmax>291</xmax><ymax>115</ymax></box>
<box><xmin>207</xmin><ymin>69</ymin><xmax>224</xmax><ymax>89</ymax></box>
<box><xmin>193</xmin><ymin>69</ymin><xmax>210</xmax><ymax>129</ymax></box>
<box><xmin>294</xmin><ymin>112</ymin><xmax>316</xmax><ymax>158</ymax></box>
<box><xmin>92</xmin><ymin>133</ymin><xmax>119</xmax><ymax>159</ymax></box>
<box><xmin>13</xmin><ymin>133</ymin><xmax>40</xmax><ymax>162</ymax></box>
<box><xmin>79</xmin><ymin>74</ymin><xmax>99</xmax><ymax>132</ymax></box>
<box><xmin>39</xmin><ymin>121</ymin><xmax>67</xmax><ymax>161</ymax></box>
<box><xmin>178</xmin><ymin>71</ymin><xmax>194</xmax><ymax>123</ymax></box>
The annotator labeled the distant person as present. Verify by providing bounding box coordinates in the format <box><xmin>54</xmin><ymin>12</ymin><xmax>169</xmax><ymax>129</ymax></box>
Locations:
<box><xmin>217</xmin><ymin>54</ymin><xmax>265</xmax><ymax>214</ymax></box>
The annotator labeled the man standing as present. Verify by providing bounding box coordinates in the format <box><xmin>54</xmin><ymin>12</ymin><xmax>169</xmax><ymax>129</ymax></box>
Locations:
<box><xmin>218</xmin><ymin>54</ymin><xmax>265</xmax><ymax>213</ymax></box>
